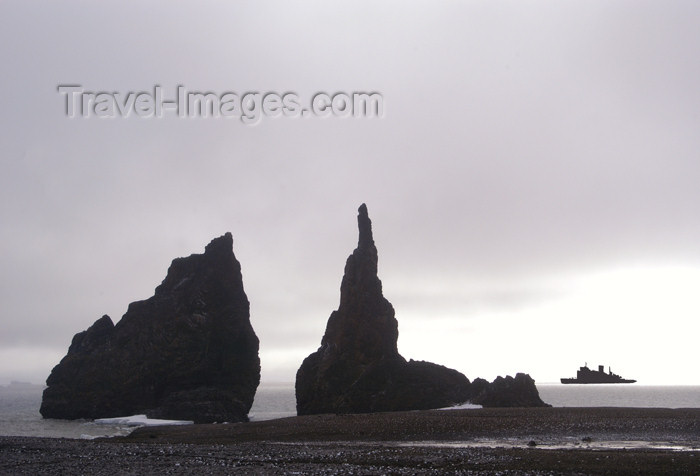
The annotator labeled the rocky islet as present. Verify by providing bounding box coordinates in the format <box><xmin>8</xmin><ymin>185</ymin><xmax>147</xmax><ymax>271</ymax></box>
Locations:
<box><xmin>40</xmin><ymin>233</ymin><xmax>261</xmax><ymax>424</ymax></box>
<box><xmin>296</xmin><ymin>204</ymin><xmax>548</xmax><ymax>414</ymax></box>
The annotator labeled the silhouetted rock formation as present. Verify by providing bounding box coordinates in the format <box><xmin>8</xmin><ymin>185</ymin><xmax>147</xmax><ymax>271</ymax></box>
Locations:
<box><xmin>470</xmin><ymin>373</ymin><xmax>550</xmax><ymax>407</ymax></box>
<box><xmin>40</xmin><ymin>233</ymin><xmax>260</xmax><ymax>423</ymax></box>
<box><xmin>296</xmin><ymin>204</ymin><xmax>472</xmax><ymax>415</ymax></box>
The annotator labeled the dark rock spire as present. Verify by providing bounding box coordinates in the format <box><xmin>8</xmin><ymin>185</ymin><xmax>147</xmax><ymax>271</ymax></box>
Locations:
<box><xmin>40</xmin><ymin>233</ymin><xmax>261</xmax><ymax>423</ymax></box>
<box><xmin>357</xmin><ymin>203</ymin><xmax>374</xmax><ymax>249</ymax></box>
<box><xmin>325</xmin><ymin>205</ymin><xmax>398</xmax><ymax>358</ymax></box>
<box><xmin>296</xmin><ymin>205</ymin><xmax>472</xmax><ymax>415</ymax></box>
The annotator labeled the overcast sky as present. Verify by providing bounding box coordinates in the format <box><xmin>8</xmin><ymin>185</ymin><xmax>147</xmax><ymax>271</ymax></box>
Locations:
<box><xmin>1</xmin><ymin>1</ymin><xmax>699</xmax><ymax>386</ymax></box>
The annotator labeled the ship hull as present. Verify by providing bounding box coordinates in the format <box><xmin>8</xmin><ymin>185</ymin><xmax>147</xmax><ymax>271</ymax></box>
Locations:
<box><xmin>561</xmin><ymin>364</ymin><xmax>636</xmax><ymax>384</ymax></box>
<box><xmin>560</xmin><ymin>378</ymin><xmax>636</xmax><ymax>384</ymax></box>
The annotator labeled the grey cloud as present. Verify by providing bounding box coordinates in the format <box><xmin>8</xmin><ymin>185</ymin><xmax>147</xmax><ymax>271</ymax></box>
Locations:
<box><xmin>1</xmin><ymin>1</ymin><xmax>699</xmax><ymax>384</ymax></box>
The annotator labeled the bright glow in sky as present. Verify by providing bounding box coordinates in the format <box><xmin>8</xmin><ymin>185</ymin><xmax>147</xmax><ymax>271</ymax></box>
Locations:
<box><xmin>393</xmin><ymin>266</ymin><xmax>700</xmax><ymax>384</ymax></box>
<box><xmin>1</xmin><ymin>1</ymin><xmax>699</xmax><ymax>386</ymax></box>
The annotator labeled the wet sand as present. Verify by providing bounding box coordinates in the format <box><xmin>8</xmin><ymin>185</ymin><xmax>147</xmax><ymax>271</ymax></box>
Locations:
<box><xmin>1</xmin><ymin>407</ymin><xmax>698</xmax><ymax>474</ymax></box>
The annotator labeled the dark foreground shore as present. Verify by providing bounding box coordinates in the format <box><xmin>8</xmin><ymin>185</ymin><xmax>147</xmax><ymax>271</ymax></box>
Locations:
<box><xmin>1</xmin><ymin>407</ymin><xmax>698</xmax><ymax>475</ymax></box>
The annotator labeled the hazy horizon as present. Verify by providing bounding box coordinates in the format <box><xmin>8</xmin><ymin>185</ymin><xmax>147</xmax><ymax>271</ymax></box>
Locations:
<box><xmin>1</xmin><ymin>1</ymin><xmax>699</xmax><ymax>387</ymax></box>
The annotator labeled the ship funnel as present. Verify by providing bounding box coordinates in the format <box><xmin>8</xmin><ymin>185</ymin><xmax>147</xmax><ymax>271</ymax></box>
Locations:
<box><xmin>598</xmin><ymin>365</ymin><xmax>604</xmax><ymax>373</ymax></box>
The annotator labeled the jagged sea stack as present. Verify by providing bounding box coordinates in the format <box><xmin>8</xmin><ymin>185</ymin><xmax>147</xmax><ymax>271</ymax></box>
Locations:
<box><xmin>40</xmin><ymin>233</ymin><xmax>260</xmax><ymax>423</ymax></box>
<box><xmin>470</xmin><ymin>373</ymin><xmax>549</xmax><ymax>407</ymax></box>
<box><xmin>296</xmin><ymin>204</ymin><xmax>471</xmax><ymax>414</ymax></box>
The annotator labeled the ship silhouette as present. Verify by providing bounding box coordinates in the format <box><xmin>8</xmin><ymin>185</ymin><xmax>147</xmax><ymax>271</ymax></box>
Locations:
<box><xmin>561</xmin><ymin>364</ymin><xmax>636</xmax><ymax>384</ymax></box>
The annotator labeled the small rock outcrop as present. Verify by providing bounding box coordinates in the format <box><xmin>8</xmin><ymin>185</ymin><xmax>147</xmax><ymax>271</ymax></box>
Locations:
<box><xmin>470</xmin><ymin>373</ymin><xmax>550</xmax><ymax>407</ymax></box>
<box><xmin>40</xmin><ymin>233</ymin><xmax>260</xmax><ymax>423</ymax></box>
<box><xmin>296</xmin><ymin>204</ymin><xmax>472</xmax><ymax>415</ymax></box>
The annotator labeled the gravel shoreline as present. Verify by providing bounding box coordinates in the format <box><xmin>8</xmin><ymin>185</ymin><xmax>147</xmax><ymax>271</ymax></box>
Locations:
<box><xmin>2</xmin><ymin>407</ymin><xmax>698</xmax><ymax>475</ymax></box>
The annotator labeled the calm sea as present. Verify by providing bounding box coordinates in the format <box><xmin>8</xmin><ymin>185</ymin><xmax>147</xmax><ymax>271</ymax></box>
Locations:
<box><xmin>1</xmin><ymin>382</ymin><xmax>697</xmax><ymax>439</ymax></box>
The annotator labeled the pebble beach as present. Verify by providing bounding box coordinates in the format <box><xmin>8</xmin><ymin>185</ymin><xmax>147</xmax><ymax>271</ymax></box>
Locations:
<box><xmin>1</xmin><ymin>407</ymin><xmax>698</xmax><ymax>475</ymax></box>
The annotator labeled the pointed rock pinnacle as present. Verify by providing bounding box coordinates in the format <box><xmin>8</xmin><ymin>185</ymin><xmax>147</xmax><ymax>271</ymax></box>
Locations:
<box><xmin>295</xmin><ymin>204</ymin><xmax>472</xmax><ymax>415</ymax></box>
<box><xmin>357</xmin><ymin>203</ymin><xmax>374</xmax><ymax>249</ymax></box>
